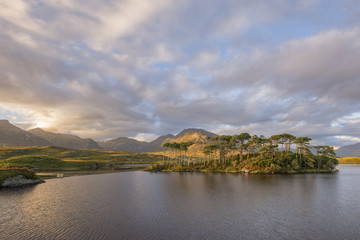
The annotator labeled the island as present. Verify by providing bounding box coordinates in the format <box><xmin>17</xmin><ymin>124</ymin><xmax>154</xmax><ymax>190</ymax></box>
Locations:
<box><xmin>146</xmin><ymin>133</ymin><xmax>338</xmax><ymax>174</ymax></box>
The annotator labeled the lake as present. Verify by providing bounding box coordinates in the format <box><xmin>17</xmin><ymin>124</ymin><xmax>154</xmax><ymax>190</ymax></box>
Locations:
<box><xmin>1</xmin><ymin>165</ymin><xmax>360</xmax><ymax>239</ymax></box>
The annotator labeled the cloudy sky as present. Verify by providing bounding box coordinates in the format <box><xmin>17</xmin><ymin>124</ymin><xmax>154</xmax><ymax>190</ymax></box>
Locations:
<box><xmin>0</xmin><ymin>0</ymin><xmax>360</xmax><ymax>146</ymax></box>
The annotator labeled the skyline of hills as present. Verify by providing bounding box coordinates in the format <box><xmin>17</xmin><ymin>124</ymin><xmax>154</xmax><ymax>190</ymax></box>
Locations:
<box><xmin>0</xmin><ymin>120</ymin><xmax>51</xmax><ymax>147</ymax></box>
<box><xmin>29</xmin><ymin>128</ymin><xmax>103</xmax><ymax>150</ymax></box>
<box><xmin>0</xmin><ymin>119</ymin><xmax>359</xmax><ymax>156</ymax></box>
<box><xmin>0</xmin><ymin>119</ymin><xmax>217</xmax><ymax>153</ymax></box>
<box><xmin>335</xmin><ymin>143</ymin><xmax>360</xmax><ymax>157</ymax></box>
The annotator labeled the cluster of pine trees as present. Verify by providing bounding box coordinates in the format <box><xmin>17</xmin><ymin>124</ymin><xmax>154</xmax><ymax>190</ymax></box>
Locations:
<box><xmin>149</xmin><ymin>133</ymin><xmax>338</xmax><ymax>173</ymax></box>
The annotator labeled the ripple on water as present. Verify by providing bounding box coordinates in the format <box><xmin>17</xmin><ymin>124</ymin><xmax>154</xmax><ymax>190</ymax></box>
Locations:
<box><xmin>0</xmin><ymin>167</ymin><xmax>360</xmax><ymax>239</ymax></box>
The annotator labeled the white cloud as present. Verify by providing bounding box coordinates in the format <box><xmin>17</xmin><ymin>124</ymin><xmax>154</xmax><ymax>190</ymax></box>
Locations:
<box><xmin>7</xmin><ymin>30</ymin><xmax>38</xmax><ymax>48</ymax></box>
<box><xmin>87</xmin><ymin>0</ymin><xmax>172</xmax><ymax>50</ymax></box>
<box><xmin>0</xmin><ymin>0</ymin><xmax>360</xmax><ymax>146</ymax></box>
<box><xmin>0</xmin><ymin>0</ymin><xmax>46</xmax><ymax>36</ymax></box>
<box><xmin>134</xmin><ymin>133</ymin><xmax>159</xmax><ymax>142</ymax></box>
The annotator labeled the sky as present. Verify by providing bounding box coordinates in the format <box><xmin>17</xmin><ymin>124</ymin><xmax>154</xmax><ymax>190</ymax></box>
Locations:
<box><xmin>0</xmin><ymin>0</ymin><xmax>360</xmax><ymax>147</ymax></box>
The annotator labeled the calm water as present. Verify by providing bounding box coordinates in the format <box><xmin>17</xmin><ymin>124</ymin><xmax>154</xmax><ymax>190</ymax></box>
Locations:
<box><xmin>1</xmin><ymin>165</ymin><xmax>360</xmax><ymax>240</ymax></box>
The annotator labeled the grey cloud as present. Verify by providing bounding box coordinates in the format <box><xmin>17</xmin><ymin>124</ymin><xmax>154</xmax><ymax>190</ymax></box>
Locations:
<box><xmin>0</xmin><ymin>0</ymin><xmax>360</xmax><ymax>146</ymax></box>
<box><xmin>204</xmin><ymin>28</ymin><xmax>360</xmax><ymax>140</ymax></box>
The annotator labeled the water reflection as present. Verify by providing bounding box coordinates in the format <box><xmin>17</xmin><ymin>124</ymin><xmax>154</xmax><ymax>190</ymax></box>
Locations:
<box><xmin>0</xmin><ymin>166</ymin><xmax>359</xmax><ymax>239</ymax></box>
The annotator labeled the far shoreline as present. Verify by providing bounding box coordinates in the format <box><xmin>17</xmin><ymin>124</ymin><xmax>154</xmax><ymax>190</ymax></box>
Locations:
<box><xmin>145</xmin><ymin>168</ymin><xmax>339</xmax><ymax>175</ymax></box>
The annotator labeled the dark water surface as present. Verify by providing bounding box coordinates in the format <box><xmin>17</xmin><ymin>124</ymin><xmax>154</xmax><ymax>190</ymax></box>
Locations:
<box><xmin>1</xmin><ymin>165</ymin><xmax>360</xmax><ymax>240</ymax></box>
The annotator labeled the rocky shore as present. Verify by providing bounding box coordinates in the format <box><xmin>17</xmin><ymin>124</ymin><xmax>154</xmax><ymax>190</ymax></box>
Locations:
<box><xmin>1</xmin><ymin>175</ymin><xmax>45</xmax><ymax>188</ymax></box>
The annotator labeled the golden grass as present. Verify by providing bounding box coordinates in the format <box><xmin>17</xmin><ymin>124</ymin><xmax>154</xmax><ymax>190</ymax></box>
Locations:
<box><xmin>338</xmin><ymin>157</ymin><xmax>360</xmax><ymax>164</ymax></box>
<box><xmin>62</xmin><ymin>159</ymin><xmax>91</xmax><ymax>162</ymax></box>
<box><xmin>0</xmin><ymin>146</ymin><xmax>164</xmax><ymax>170</ymax></box>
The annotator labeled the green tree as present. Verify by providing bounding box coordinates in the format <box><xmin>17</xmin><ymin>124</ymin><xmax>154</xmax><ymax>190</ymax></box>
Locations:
<box><xmin>236</xmin><ymin>133</ymin><xmax>251</xmax><ymax>162</ymax></box>
<box><xmin>280</xmin><ymin>133</ymin><xmax>296</xmax><ymax>154</ymax></box>
<box><xmin>269</xmin><ymin>135</ymin><xmax>281</xmax><ymax>155</ymax></box>
<box><xmin>213</xmin><ymin>135</ymin><xmax>234</xmax><ymax>165</ymax></box>
<box><xmin>294</xmin><ymin>137</ymin><xmax>312</xmax><ymax>167</ymax></box>
<box><xmin>313</xmin><ymin>145</ymin><xmax>337</xmax><ymax>169</ymax></box>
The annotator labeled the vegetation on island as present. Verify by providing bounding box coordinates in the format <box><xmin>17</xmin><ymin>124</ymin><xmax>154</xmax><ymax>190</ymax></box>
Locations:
<box><xmin>146</xmin><ymin>133</ymin><xmax>338</xmax><ymax>174</ymax></box>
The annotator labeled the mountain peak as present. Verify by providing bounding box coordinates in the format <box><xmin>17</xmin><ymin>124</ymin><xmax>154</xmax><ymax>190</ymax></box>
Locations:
<box><xmin>176</xmin><ymin>128</ymin><xmax>217</xmax><ymax>138</ymax></box>
<box><xmin>29</xmin><ymin>127</ymin><xmax>45</xmax><ymax>132</ymax></box>
<box><xmin>161</xmin><ymin>128</ymin><xmax>217</xmax><ymax>144</ymax></box>
<box><xmin>0</xmin><ymin>120</ymin><xmax>50</xmax><ymax>147</ymax></box>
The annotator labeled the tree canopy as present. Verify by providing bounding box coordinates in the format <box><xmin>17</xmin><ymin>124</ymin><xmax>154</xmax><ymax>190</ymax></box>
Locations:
<box><xmin>153</xmin><ymin>133</ymin><xmax>338</xmax><ymax>174</ymax></box>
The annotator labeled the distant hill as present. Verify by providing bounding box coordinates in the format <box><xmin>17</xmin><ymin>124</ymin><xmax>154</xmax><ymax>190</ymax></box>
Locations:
<box><xmin>0</xmin><ymin>120</ymin><xmax>50</xmax><ymax>147</ymax></box>
<box><xmin>97</xmin><ymin>137</ymin><xmax>148</xmax><ymax>153</ymax></box>
<box><xmin>98</xmin><ymin>129</ymin><xmax>218</xmax><ymax>153</ymax></box>
<box><xmin>336</xmin><ymin>143</ymin><xmax>360</xmax><ymax>157</ymax></box>
<box><xmin>97</xmin><ymin>134</ymin><xmax>175</xmax><ymax>153</ymax></box>
<box><xmin>163</xmin><ymin>128</ymin><xmax>218</xmax><ymax>144</ymax></box>
<box><xmin>145</xmin><ymin>134</ymin><xmax>175</xmax><ymax>152</ymax></box>
<box><xmin>29</xmin><ymin>128</ymin><xmax>102</xmax><ymax>150</ymax></box>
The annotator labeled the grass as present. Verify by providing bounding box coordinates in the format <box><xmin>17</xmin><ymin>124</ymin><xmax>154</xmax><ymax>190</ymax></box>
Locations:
<box><xmin>338</xmin><ymin>157</ymin><xmax>360</xmax><ymax>164</ymax></box>
<box><xmin>0</xmin><ymin>146</ymin><xmax>165</xmax><ymax>171</ymax></box>
<box><xmin>0</xmin><ymin>155</ymin><xmax>67</xmax><ymax>170</ymax></box>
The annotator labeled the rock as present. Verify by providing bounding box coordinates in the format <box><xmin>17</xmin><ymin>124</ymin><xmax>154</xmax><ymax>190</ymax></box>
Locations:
<box><xmin>244</xmin><ymin>169</ymin><xmax>250</xmax><ymax>173</ymax></box>
<box><xmin>1</xmin><ymin>175</ymin><xmax>45</xmax><ymax>188</ymax></box>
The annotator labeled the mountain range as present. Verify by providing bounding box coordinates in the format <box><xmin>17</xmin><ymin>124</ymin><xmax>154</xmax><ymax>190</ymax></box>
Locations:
<box><xmin>29</xmin><ymin>128</ymin><xmax>102</xmax><ymax>150</ymax></box>
<box><xmin>0</xmin><ymin>119</ymin><xmax>359</xmax><ymax>156</ymax></box>
<box><xmin>97</xmin><ymin>135</ymin><xmax>175</xmax><ymax>153</ymax></box>
<box><xmin>0</xmin><ymin>120</ymin><xmax>216</xmax><ymax>153</ymax></box>
<box><xmin>0</xmin><ymin>120</ymin><xmax>50</xmax><ymax>147</ymax></box>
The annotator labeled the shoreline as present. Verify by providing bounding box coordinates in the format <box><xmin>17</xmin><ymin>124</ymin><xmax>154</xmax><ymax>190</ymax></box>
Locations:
<box><xmin>0</xmin><ymin>167</ymin><xmax>147</xmax><ymax>188</ymax></box>
<box><xmin>145</xmin><ymin>168</ymin><xmax>338</xmax><ymax>175</ymax></box>
<box><xmin>1</xmin><ymin>176</ymin><xmax>45</xmax><ymax>188</ymax></box>
<box><xmin>1</xmin><ymin>164</ymin><xmax>345</xmax><ymax>188</ymax></box>
<box><xmin>36</xmin><ymin>167</ymin><xmax>147</xmax><ymax>179</ymax></box>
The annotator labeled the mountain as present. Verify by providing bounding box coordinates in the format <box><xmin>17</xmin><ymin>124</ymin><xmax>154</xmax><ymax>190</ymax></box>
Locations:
<box><xmin>145</xmin><ymin>134</ymin><xmax>175</xmax><ymax>152</ymax></box>
<box><xmin>0</xmin><ymin>120</ymin><xmax>51</xmax><ymax>147</ymax></box>
<box><xmin>0</xmin><ymin>119</ymin><xmax>218</xmax><ymax>153</ymax></box>
<box><xmin>29</xmin><ymin>128</ymin><xmax>102</xmax><ymax>150</ymax></box>
<box><xmin>336</xmin><ymin>143</ymin><xmax>360</xmax><ymax>157</ymax></box>
<box><xmin>98</xmin><ymin>129</ymin><xmax>218</xmax><ymax>153</ymax></box>
<box><xmin>97</xmin><ymin>137</ymin><xmax>147</xmax><ymax>152</ymax></box>
<box><xmin>163</xmin><ymin>128</ymin><xmax>218</xmax><ymax>144</ymax></box>
<box><xmin>98</xmin><ymin>134</ymin><xmax>175</xmax><ymax>153</ymax></box>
